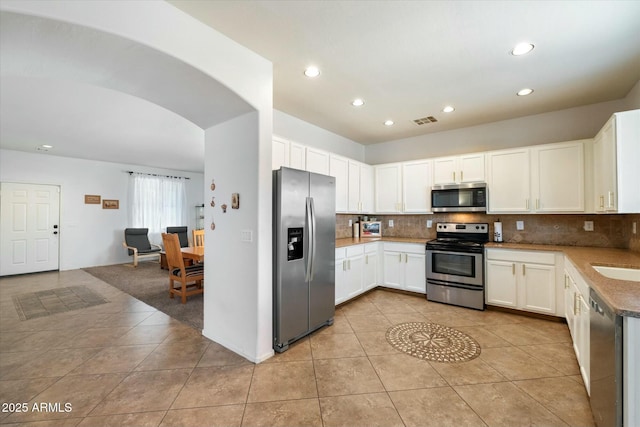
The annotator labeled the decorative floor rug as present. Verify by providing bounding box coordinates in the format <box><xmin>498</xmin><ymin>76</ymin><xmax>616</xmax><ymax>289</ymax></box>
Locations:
<box><xmin>386</xmin><ymin>322</ymin><xmax>481</xmax><ymax>363</ymax></box>
<box><xmin>12</xmin><ymin>285</ymin><xmax>109</xmax><ymax>320</ymax></box>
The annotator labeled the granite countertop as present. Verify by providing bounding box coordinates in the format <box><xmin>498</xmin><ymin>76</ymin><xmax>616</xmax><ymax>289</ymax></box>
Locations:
<box><xmin>486</xmin><ymin>242</ymin><xmax>640</xmax><ymax>317</ymax></box>
<box><xmin>335</xmin><ymin>236</ymin><xmax>427</xmax><ymax>248</ymax></box>
<box><xmin>336</xmin><ymin>237</ymin><xmax>640</xmax><ymax>316</ymax></box>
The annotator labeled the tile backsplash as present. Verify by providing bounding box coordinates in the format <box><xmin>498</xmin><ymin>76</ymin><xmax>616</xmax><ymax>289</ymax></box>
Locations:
<box><xmin>337</xmin><ymin>213</ymin><xmax>640</xmax><ymax>251</ymax></box>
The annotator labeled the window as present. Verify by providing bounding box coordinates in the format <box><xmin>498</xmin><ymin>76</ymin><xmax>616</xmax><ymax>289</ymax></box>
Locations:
<box><xmin>129</xmin><ymin>173</ymin><xmax>187</xmax><ymax>243</ymax></box>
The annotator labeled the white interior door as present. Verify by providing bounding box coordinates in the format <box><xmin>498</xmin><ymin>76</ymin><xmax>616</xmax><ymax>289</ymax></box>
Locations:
<box><xmin>0</xmin><ymin>182</ymin><xmax>60</xmax><ymax>276</ymax></box>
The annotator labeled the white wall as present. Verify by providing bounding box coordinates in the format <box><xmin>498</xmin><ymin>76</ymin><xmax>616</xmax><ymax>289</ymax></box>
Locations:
<box><xmin>274</xmin><ymin>109</ymin><xmax>365</xmax><ymax>162</ymax></box>
<box><xmin>202</xmin><ymin>112</ymin><xmax>273</xmax><ymax>362</ymax></box>
<box><xmin>0</xmin><ymin>149</ymin><xmax>204</xmax><ymax>270</ymax></box>
<box><xmin>3</xmin><ymin>0</ymin><xmax>274</xmax><ymax>363</ymax></box>
<box><xmin>365</xmin><ymin>98</ymin><xmax>629</xmax><ymax>164</ymax></box>
<box><xmin>623</xmin><ymin>80</ymin><xmax>640</xmax><ymax>110</ymax></box>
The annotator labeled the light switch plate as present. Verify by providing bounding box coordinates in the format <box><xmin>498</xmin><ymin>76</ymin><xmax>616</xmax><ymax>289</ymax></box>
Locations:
<box><xmin>516</xmin><ymin>221</ymin><xmax>524</xmax><ymax>231</ymax></box>
<box><xmin>241</xmin><ymin>230</ymin><xmax>253</xmax><ymax>242</ymax></box>
<box><xmin>427</xmin><ymin>220</ymin><xmax>433</xmax><ymax>228</ymax></box>
<box><xmin>583</xmin><ymin>221</ymin><xmax>594</xmax><ymax>231</ymax></box>
<box><xmin>389</xmin><ymin>219</ymin><xmax>394</xmax><ymax>228</ymax></box>
<box><xmin>348</xmin><ymin>219</ymin><xmax>353</xmax><ymax>227</ymax></box>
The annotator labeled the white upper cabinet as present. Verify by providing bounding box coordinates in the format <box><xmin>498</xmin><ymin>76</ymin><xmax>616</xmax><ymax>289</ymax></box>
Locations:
<box><xmin>487</xmin><ymin>141</ymin><xmax>587</xmax><ymax>214</ymax></box>
<box><xmin>272</xmin><ymin>136</ymin><xmax>305</xmax><ymax>171</ymax></box>
<box><xmin>348</xmin><ymin>161</ymin><xmax>374</xmax><ymax>213</ymax></box>
<box><xmin>487</xmin><ymin>148</ymin><xmax>531</xmax><ymax>213</ymax></box>
<box><xmin>374</xmin><ymin>163</ymin><xmax>403</xmax><ymax>213</ymax></box>
<box><xmin>402</xmin><ymin>160</ymin><xmax>433</xmax><ymax>213</ymax></box>
<box><xmin>305</xmin><ymin>147</ymin><xmax>330</xmax><ymax>175</ymax></box>
<box><xmin>289</xmin><ymin>141</ymin><xmax>306</xmax><ymax>171</ymax></box>
<box><xmin>531</xmin><ymin>141</ymin><xmax>585</xmax><ymax>213</ymax></box>
<box><xmin>433</xmin><ymin>153</ymin><xmax>485</xmax><ymax>185</ymax></box>
<box><xmin>330</xmin><ymin>155</ymin><xmax>349</xmax><ymax>213</ymax></box>
<box><xmin>272</xmin><ymin>136</ymin><xmax>289</xmax><ymax>170</ymax></box>
<box><xmin>360</xmin><ymin>164</ymin><xmax>374</xmax><ymax>213</ymax></box>
<box><xmin>593</xmin><ymin>109</ymin><xmax>640</xmax><ymax>213</ymax></box>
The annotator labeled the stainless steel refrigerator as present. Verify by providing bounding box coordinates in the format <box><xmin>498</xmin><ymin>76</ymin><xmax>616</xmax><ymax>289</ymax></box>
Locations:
<box><xmin>273</xmin><ymin>167</ymin><xmax>335</xmax><ymax>352</ymax></box>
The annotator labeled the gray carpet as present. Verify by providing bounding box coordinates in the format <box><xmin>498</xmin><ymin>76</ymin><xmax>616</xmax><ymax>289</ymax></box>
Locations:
<box><xmin>83</xmin><ymin>262</ymin><xmax>203</xmax><ymax>331</ymax></box>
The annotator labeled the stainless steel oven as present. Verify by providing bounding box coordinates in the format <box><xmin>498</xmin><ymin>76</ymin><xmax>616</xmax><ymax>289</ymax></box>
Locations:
<box><xmin>426</xmin><ymin>223</ymin><xmax>488</xmax><ymax>310</ymax></box>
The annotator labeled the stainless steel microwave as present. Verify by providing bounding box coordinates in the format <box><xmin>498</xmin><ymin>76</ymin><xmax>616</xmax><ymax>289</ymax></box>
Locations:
<box><xmin>431</xmin><ymin>183</ymin><xmax>487</xmax><ymax>212</ymax></box>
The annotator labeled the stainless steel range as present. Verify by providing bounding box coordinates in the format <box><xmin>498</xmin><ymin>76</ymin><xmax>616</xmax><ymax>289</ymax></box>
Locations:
<box><xmin>426</xmin><ymin>223</ymin><xmax>489</xmax><ymax>310</ymax></box>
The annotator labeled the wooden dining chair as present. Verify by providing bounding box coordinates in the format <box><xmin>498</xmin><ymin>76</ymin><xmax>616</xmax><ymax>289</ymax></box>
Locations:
<box><xmin>192</xmin><ymin>229</ymin><xmax>205</xmax><ymax>247</ymax></box>
<box><xmin>161</xmin><ymin>233</ymin><xmax>204</xmax><ymax>304</ymax></box>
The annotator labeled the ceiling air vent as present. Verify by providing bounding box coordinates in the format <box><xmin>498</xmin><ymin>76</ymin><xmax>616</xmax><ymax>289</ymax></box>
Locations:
<box><xmin>413</xmin><ymin>116</ymin><xmax>438</xmax><ymax>125</ymax></box>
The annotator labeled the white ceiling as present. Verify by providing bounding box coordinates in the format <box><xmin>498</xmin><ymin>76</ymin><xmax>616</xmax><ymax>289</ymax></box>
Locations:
<box><xmin>170</xmin><ymin>0</ymin><xmax>640</xmax><ymax>144</ymax></box>
<box><xmin>1</xmin><ymin>2</ymin><xmax>639</xmax><ymax>173</ymax></box>
<box><xmin>0</xmin><ymin>10</ymin><xmax>253</xmax><ymax>173</ymax></box>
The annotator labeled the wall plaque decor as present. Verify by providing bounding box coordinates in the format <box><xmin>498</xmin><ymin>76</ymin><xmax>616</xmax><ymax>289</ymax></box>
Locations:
<box><xmin>84</xmin><ymin>195</ymin><xmax>101</xmax><ymax>204</ymax></box>
<box><xmin>102</xmin><ymin>199</ymin><xmax>119</xmax><ymax>209</ymax></box>
<box><xmin>232</xmin><ymin>193</ymin><xmax>240</xmax><ymax>209</ymax></box>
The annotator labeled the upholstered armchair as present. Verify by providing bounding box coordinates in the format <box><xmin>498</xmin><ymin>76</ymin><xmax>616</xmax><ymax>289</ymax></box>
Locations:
<box><xmin>123</xmin><ymin>228</ymin><xmax>162</xmax><ymax>267</ymax></box>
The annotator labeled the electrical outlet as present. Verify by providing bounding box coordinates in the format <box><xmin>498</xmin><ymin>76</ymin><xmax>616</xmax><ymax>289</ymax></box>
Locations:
<box><xmin>389</xmin><ymin>219</ymin><xmax>394</xmax><ymax>228</ymax></box>
<box><xmin>348</xmin><ymin>219</ymin><xmax>352</xmax><ymax>227</ymax></box>
<box><xmin>583</xmin><ymin>221</ymin><xmax>594</xmax><ymax>231</ymax></box>
<box><xmin>633</xmin><ymin>222</ymin><xmax>637</xmax><ymax>234</ymax></box>
<box><xmin>516</xmin><ymin>221</ymin><xmax>524</xmax><ymax>231</ymax></box>
<box><xmin>427</xmin><ymin>220</ymin><xmax>433</xmax><ymax>228</ymax></box>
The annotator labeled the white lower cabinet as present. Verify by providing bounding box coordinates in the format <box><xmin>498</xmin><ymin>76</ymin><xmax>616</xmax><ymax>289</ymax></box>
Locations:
<box><xmin>335</xmin><ymin>246</ymin><xmax>364</xmax><ymax>305</ymax></box>
<box><xmin>382</xmin><ymin>242</ymin><xmax>426</xmax><ymax>294</ymax></box>
<box><xmin>564</xmin><ymin>257</ymin><xmax>590</xmax><ymax>394</ymax></box>
<box><xmin>335</xmin><ymin>243</ymin><xmax>379</xmax><ymax>305</ymax></box>
<box><xmin>362</xmin><ymin>243</ymin><xmax>378</xmax><ymax>291</ymax></box>
<box><xmin>485</xmin><ymin>249</ymin><xmax>557</xmax><ymax>315</ymax></box>
<box><xmin>336</xmin><ymin>241</ymin><xmax>425</xmax><ymax>305</ymax></box>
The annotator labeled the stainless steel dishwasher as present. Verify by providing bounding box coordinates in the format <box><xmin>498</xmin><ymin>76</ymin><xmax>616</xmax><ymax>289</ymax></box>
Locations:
<box><xmin>590</xmin><ymin>288</ymin><xmax>623</xmax><ymax>427</ymax></box>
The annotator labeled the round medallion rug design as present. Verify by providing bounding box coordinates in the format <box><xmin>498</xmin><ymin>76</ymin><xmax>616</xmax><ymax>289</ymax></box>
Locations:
<box><xmin>386</xmin><ymin>322</ymin><xmax>481</xmax><ymax>363</ymax></box>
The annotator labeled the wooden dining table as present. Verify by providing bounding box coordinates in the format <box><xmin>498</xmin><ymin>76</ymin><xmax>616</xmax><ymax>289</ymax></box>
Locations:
<box><xmin>180</xmin><ymin>246</ymin><xmax>204</xmax><ymax>263</ymax></box>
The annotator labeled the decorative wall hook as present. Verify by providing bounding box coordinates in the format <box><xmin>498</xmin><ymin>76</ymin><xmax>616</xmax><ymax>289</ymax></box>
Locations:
<box><xmin>210</xmin><ymin>180</ymin><xmax>216</xmax><ymax>191</ymax></box>
<box><xmin>210</xmin><ymin>197</ymin><xmax>215</xmax><ymax>207</ymax></box>
<box><xmin>221</xmin><ymin>203</ymin><xmax>228</xmax><ymax>213</ymax></box>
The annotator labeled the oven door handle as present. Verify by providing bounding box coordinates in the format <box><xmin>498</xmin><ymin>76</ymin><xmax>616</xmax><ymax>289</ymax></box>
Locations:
<box><xmin>427</xmin><ymin>278</ymin><xmax>483</xmax><ymax>291</ymax></box>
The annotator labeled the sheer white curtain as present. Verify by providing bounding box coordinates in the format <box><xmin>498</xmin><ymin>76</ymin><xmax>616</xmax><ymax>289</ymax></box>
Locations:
<box><xmin>129</xmin><ymin>173</ymin><xmax>187</xmax><ymax>244</ymax></box>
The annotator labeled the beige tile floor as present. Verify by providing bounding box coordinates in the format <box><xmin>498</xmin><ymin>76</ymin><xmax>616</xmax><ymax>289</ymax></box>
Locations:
<box><xmin>0</xmin><ymin>269</ymin><xmax>594</xmax><ymax>426</ymax></box>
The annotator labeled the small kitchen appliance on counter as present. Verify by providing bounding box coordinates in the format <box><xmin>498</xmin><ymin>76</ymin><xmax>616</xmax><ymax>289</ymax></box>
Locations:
<box><xmin>425</xmin><ymin>223</ymin><xmax>489</xmax><ymax>310</ymax></box>
<box><xmin>360</xmin><ymin>221</ymin><xmax>382</xmax><ymax>237</ymax></box>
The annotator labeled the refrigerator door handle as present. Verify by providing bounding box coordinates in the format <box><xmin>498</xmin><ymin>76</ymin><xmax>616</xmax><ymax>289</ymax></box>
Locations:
<box><xmin>309</xmin><ymin>197</ymin><xmax>317</xmax><ymax>281</ymax></box>
<box><xmin>305</xmin><ymin>197</ymin><xmax>315</xmax><ymax>281</ymax></box>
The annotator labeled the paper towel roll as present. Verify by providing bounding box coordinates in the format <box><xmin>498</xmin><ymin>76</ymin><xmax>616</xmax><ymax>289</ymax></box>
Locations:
<box><xmin>494</xmin><ymin>222</ymin><xmax>503</xmax><ymax>242</ymax></box>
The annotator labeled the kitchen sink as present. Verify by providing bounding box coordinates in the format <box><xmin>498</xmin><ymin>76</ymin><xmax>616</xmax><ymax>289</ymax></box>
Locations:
<box><xmin>593</xmin><ymin>265</ymin><xmax>640</xmax><ymax>282</ymax></box>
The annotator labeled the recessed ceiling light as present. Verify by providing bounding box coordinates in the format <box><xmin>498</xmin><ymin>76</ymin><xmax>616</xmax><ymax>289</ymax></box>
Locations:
<box><xmin>41</xmin><ymin>144</ymin><xmax>53</xmax><ymax>148</ymax></box>
<box><xmin>517</xmin><ymin>88</ymin><xmax>534</xmax><ymax>96</ymax></box>
<box><xmin>384</xmin><ymin>120</ymin><xmax>394</xmax><ymax>126</ymax></box>
<box><xmin>442</xmin><ymin>106</ymin><xmax>455</xmax><ymax>113</ymax></box>
<box><xmin>351</xmin><ymin>99</ymin><xmax>364</xmax><ymax>107</ymax></box>
<box><xmin>304</xmin><ymin>66</ymin><xmax>320</xmax><ymax>78</ymax></box>
<box><xmin>511</xmin><ymin>42</ymin><xmax>534</xmax><ymax>56</ymax></box>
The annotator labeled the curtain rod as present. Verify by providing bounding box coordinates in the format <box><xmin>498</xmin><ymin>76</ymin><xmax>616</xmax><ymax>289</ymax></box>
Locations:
<box><xmin>126</xmin><ymin>171</ymin><xmax>190</xmax><ymax>180</ymax></box>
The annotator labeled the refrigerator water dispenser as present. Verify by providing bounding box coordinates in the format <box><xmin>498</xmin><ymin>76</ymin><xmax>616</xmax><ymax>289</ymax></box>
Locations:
<box><xmin>287</xmin><ymin>228</ymin><xmax>303</xmax><ymax>261</ymax></box>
